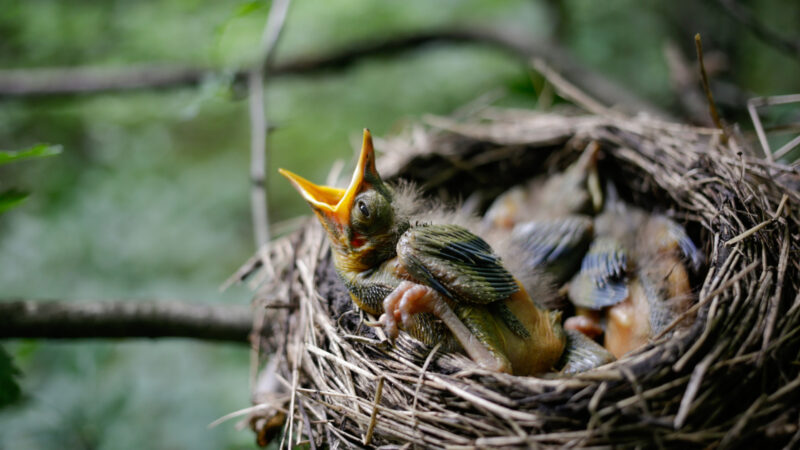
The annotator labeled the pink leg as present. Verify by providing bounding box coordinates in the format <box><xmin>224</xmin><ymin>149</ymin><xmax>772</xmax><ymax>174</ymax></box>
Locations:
<box><xmin>378</xmin><ymin>283</ymin><xmax>406</xmax><ymax>340</ymax></box>
<box><xmin>379</xmin><ymin>281</ymin><xmax>434</xmax><ymax>340</ymax></box>
<box><xmin>378</xmin><ymin>281</ymin><xmax>510</xmax><ymax>373</ymax></box>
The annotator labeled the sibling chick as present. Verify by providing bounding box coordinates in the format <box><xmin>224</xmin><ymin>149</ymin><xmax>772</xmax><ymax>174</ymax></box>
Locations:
<box><xmin>483</xmin><ymin>142</ymin><xmax>603</xmax><ymax>285</ymax></box>
<box><xmin>566</xmin><ymin>190</ymin><xmax>702</xmax><ymax>358</ymax></box>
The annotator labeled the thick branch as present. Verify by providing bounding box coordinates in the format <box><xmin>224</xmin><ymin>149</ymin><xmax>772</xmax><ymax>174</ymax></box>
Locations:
<box><xmin>0</xmin><ymin>27</ymin><xmax>666</xmax><ymax>117</ymax></box>
<box><xmin>0</xmin><ymin>300</ymin><xmax>253</xmax><ymax>343</ymax></box>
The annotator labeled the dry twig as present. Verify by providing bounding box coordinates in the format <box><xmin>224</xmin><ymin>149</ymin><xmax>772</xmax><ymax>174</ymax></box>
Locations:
<box><xmin>0</xmin><ymin>300</ymin><xmax>252</xmax><ymax>342</ymax></box>
<box><xmin>716</xmin><ymin>0</ymin><xmax>800</xmax><ymax>62</ymax></box>
<box><xmin>694</xmin><ymin>34</ymin><xmax>727</xmax><ymax>141</ymax></box>
<box><xmin>0</xmin><ymin>27</ymin><xmax>665</xmax><ymax>117</ymax></box>
<box><xmin>249</xmin><ymin>0</ymin><xmax>291</xmax><ymax>256</ymax></box>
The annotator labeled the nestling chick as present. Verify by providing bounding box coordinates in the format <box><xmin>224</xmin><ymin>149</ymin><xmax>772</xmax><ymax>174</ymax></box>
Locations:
<box><xmin>279</xmin><ymin>130</ymin><xmax>568</xmax><ymax>375</ymax></box>
<box><xmin>566</xmin><ymin>187</ymin><xmax>702</xmax><ymax>358</ymax></box>
<box><xmin>483</xmin><ymin>142</ymin><xmax>604</xmax><ymax>286</ymax></box>
<box><xmin>483</xmin><ymin>141</ymin><xmax>603</xmax><ymax>229</ymax></box>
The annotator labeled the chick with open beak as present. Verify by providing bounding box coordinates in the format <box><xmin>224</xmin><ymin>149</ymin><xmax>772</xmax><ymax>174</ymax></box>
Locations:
<box><xmin>280</xmin><ymin>130</ymin><xmax>568</xmax><ymax>375</ymax></box>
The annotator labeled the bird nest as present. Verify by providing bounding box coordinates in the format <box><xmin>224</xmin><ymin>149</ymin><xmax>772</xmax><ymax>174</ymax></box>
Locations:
<box><xmin>241</xmin><ymin>104</ymin><xmax>800</xmax><ymax>448</ymax></box>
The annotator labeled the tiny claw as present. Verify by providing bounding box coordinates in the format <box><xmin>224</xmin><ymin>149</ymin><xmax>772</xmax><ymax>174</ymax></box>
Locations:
<box><xmin>379</xmin><ymin>312</ymin><xmax>400</xmax><ymax>341</ymax></box>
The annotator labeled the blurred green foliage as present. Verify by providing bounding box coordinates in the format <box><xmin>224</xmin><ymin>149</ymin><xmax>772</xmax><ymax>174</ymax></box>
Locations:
<box><xmin>0</xmin><ymin>144</ymin><xmax>61</xmax><ymax>213</ymax></box>
<box><xmin>0</xmin><ymin>144</ymin><xmax>61</xmax><ymax>166</ymax></box>
<box><xmin>0</xmin><ymin>345</ymin><xmax>21</xmax><ymax>408</ymax></box>
<box><xmin>0</xmin><ymin>0</ymin><xmax>797</xmax><ymax>448</ymax></box>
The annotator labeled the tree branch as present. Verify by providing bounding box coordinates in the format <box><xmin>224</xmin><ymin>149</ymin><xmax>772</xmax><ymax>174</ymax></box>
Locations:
<box><xmin>249</xmin><ymin>0</ymin><xmax>291</xmax><ymax>255</ymax></box>
<box><xmin>717</xmin><ymin>0</ymin><xmax>800</xmax><ymax>62</ymax></box>
<box><xmin>0</xmin><ymin>27</ymin><xmax>667</xmax><ymax>117</ymax></box>
<box><xmin>0</xmin><ymin>300</ymin><xmax>254</xmax><ymax>343</ymax></box>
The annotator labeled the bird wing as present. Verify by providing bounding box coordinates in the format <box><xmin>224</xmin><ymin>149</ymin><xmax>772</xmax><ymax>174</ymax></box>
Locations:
<box><xmin>397</xmin><ymin>224</ymin><xmax>519</xmax><ymax>305</ymax></box>
<box><xmin>511</xmin><ymin>216</ymin><xmax>593</xmax><ymax>284</ymax></box>
<box><xmin>513</xmin><ymin>216</ymin><xmax>593</xmax><ymax>266</ymax></box>
<box><xmin>581</xmin><ymin>237</ymin><xmax>628</xmax><ymax>284</ymax></box>
<box><xmin>568</xmin><ymin>271</ymin><xmax>629</xmax><ymax>309</ymax></box>
<box><xmin>568</xmin><ymin>237</ymin><xmax>629</xmax><ymax>309</ymax></box>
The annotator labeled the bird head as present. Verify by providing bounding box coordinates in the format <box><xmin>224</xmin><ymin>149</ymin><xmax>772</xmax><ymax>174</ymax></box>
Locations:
<box><xmin>279</xmin><ymin>129</ymin><xmax>405</xmax><ymax>272</ymax></box>
<box><xmin>558</xmin><ymin>141</ymin><xmax>603</xmax><ymax>214</ymax></box>
<box><xmin>535</xmin><ymin>141</ymin><xmax>604</xmax><ymax>217</ymax></box>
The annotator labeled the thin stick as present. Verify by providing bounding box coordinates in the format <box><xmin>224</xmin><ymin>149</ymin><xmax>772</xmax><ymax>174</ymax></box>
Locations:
<box><xmin>298</xmin><ymin>398</ymin><xmax>317</xmax><ymax>450</ymax></box>
<box><xmin>249</xmin><ymin>2</ymin><xmax>291</xmax><ymax>441</ymax></box>
<box><xmin>674</xmin><ymin>344</ymin><xmax>724</xmax><ymax>429</ymax></box>
<box><xmin>760</xmin><ymin>221</ymin><xmax>791</xmax><ymax>362</ymax></box>
<box><xmin>531</xmin><ymin>58</ymin><xmax>612</xmax><ymax>117</ymax></box>
<box><xmin>748</xmin><ymin>98</ymin><xmax>772</xmax><ymax>161</ymax></box>
<box><xmin>724</xmin><ymin>193</ymin><xmax>788</xmax><ymax>246</ymax></box>
<box><xmin>694</xmin><ymin>34</ymin><xmax>726</xmax><ymax>142</ymax></box>
<box><xmin>363</xmin><ymin>376</ymin><xmax>385</xmax><ymax>446</ymax></box>
<box><xmin>249</xmin><ymin>0</ymin><xmax>292</xmax><ymax>257</ymax></box>
<box><xmin>749</xmin><ymin>94</ymin><xmax>800</xmax><ymax>107</ymax></box>
<box><xmin>249</xmin><ymin>70</ymin><xmax>269</xmax><ymax>253</ymax></box>
<box><xmin>772</xmin><ymin>133</ymin><xmax>800</xmax><ymax>161</ymax></box>
<box><xmin>412</xmin><ymin>342</ymin><xmax>442</xmax><ymax>421</ymax></box>
<box><xmin>208</xmin><ymin>404</ymin><xmax>272</xmax><ymax>429</ymax></box>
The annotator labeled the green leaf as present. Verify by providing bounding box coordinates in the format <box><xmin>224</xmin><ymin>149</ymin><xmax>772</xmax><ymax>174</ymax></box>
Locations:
<box><xmin>0</xmin><ymin>189</ymin><xmax>29</xmax><ymax>214</ymax></box>
<box><xmin>0</xmin><ymin>144</ymin><xmax>62</xmax><ymax>166</ymax></box>
<box><xmin>233</xmin><ymin>0</ymin><xmax>266</xmax><ymax>18</ymax></box>
<box><xmin>0</xmin><ymin>346</ymin><xmax>22</xmax><ymax>409</ymax></box>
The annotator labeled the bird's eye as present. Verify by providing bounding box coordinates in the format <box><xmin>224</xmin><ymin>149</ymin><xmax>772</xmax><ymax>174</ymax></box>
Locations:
<box><xmin>357</xmin><ymin>200</ymin><xmax>370</xmax><ymax>218</ymax></box>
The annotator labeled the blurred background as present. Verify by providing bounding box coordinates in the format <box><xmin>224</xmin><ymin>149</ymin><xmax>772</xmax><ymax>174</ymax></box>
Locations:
<box><xmin>0</xmin><ymin>0</ymin><xmax>798</xmax><ymax>448</ymax></box>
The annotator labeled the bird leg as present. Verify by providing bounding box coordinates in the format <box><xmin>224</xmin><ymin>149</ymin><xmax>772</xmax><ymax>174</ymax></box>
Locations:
<box><xmin>378</xmin><ymin>281</ymin><xmax>510</xmax><ymax>373</ymax></box>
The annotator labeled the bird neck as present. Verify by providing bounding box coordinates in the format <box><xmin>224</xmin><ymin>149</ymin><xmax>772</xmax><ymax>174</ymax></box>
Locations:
<box><xmin>332</xmin><ymin>217</ymin><xmax>410</xmax><ymax>274</ymax></box>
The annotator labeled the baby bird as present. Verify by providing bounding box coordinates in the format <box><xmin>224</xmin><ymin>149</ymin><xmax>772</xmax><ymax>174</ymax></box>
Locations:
<box><xmin>482</xmin><ymin>142</ymin><xmax>604</xmax><ymax>286</ymax></box>
<box><xmin>566</xmin><ymin>189</ymin><xmax>702</xmax><ymax>358</ymax></box>
<box><xmin>483</xmin><ymin>141</ymin><xmax>603</xmax><ymax>228</ymax></box>
<box><xmin>279</xmin><ymin>130</ymin><xmax>566</xmax><ymax>375</ymax></box>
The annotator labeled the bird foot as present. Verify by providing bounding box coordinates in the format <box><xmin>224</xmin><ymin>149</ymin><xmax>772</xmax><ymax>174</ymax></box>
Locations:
<box><xmin>378</xmin><ymin>281</ymin><xmax>442</xmax><ymax>341</ymax></box>
<box><xmin>378</xmin><ymin>281</ymin><xmax>512</xmax><ymax>373</ymax></box>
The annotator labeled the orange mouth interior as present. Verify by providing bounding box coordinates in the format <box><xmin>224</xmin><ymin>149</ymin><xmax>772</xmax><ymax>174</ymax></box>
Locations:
<box><xmin>278</xmin><ymin>129</ymin><xmax>376</xmax><ymax>224</ymax></box>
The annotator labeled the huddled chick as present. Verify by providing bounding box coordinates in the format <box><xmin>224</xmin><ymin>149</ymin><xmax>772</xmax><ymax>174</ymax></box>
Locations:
<box><xmin>482</xmin><ymin>142</ymin><xmax>702</xmax><ymax>360</ymax></box>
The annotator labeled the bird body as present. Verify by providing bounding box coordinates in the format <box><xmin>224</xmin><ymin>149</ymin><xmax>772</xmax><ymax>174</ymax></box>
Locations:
<box><xmin>280</xmin><ymin>130</ymin><xmax>568</xmax><ymax>375</ymax></box>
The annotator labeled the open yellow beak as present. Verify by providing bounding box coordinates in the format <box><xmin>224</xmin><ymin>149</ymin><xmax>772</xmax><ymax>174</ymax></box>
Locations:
<box><xmin>279</xmin><ymin>129</ymin><xmax>378</xmax><ymax>225</ymax></box>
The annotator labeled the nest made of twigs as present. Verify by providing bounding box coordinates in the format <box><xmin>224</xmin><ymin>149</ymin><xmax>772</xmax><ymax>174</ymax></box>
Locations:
<box><xmin>243</xmin><ymin>104</ymin><xmax>800</xmax><ymax>448</ymax></box>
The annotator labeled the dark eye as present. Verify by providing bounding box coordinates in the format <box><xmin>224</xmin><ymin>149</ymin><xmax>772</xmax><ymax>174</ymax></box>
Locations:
<box><xmin>357</xmin><ymin>200</ymin><xmax>370</xmax><ymax>218</ymax></box>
